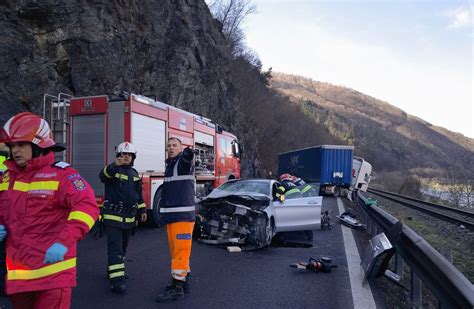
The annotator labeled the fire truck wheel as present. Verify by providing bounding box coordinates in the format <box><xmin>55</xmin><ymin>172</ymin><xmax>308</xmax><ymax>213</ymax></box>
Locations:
<box><xmin>152</xmin><ymin>187</ymin><xmax>163</xmax><ymax>227</ymax></box>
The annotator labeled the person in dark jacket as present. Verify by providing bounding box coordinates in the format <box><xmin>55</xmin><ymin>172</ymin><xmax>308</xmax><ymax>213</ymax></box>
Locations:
<box><xmin>292</xmin><ymin>176</ymin><xmax>318</xmax><ymax>197</ymax></box>
<box><xmin>279</xmin><ymin>173</ymin><xmax>314</xmax><ymax>241</ymax></box>
<box><xmin>99</xmin><ymin>142</ymin><xmax>147</xmax><ymax>294</ymax></box>
<box><xmin>156</xmin><ymin>137</ymin><xmax>195</xmax><ymax>303</ymax></box>
<box><xmin>279</xmin><ymin>173</ymin><xmax>302</xmax><ymax>199</ymax></box>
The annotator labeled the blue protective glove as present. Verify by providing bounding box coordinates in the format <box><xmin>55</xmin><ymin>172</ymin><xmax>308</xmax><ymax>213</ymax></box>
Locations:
<box><xmin>0</xmin><ymin>225</ymin><xmax>6</xmax><ymax>241</ymax></box>
<box><xmin>44</xmin><ymin>243</ymin><xmax>68</xmax><ymax>264</ymax></box>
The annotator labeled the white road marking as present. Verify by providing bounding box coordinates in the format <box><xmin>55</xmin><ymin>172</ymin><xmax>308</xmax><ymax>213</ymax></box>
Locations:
<box><xmin>337</xmin><ymin>198</ymin><xmax>377</xmax><ymax>309</ymax></box>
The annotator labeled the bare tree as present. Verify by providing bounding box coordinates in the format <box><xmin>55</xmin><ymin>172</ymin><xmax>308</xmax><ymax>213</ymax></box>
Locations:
<box><xmin>445</xmin><ymin>150</ymin><xmax>474</xmax><ymax>209</ymax></box>
<box><xmin>207</xmin><ymin>0</ymin><xmax>257</xmax><ymax>56</ymax></box>
<box><xmin>456</xmin><ymin>150</ymin><xmax>474</xmax><ymax>209</ymax></box>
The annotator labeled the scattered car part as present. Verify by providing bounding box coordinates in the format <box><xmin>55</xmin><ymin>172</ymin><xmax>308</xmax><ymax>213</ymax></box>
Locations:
<box><xmin>290</xmin><ymin>257</ymin><xmax>337</xmax><ymax>273</ymax></box>
<box><xmin>337</xmin><ymin>211</ymin><xmax>366</xmax><ymax>230</ymax></box>
<box><xmin>226</xmin><ymin>246</ymin><xmax>242</xmax><ymax>253</ymax></box>
<box><xmin>321</xmin><ymin>210</ymin><xmax>332</xmax><ymax>229</ymax></box>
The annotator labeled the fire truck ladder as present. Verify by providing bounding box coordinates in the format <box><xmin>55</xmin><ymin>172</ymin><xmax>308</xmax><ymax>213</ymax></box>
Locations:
<box><xmin>43</xmin><ymin>93</ymin><xmax>72</xmax><ymax>162</ymax></box>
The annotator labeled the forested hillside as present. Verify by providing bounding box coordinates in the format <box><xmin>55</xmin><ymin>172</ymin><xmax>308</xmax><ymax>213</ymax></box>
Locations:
<box><xmin>270</xmin><ymin>73</ymin><xmax>474</xmax><ymax>193</ymax></box>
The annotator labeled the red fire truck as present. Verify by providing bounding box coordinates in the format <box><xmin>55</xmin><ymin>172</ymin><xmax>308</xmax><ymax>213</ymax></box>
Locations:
<box><xmin>43</xmin><ymin>92</ymin><xmax>242</xmax><ymax>226</ymax></box>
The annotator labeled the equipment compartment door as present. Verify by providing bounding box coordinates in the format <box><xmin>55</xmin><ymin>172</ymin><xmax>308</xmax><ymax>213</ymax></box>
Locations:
<box><xmin>131</xmin><ymin>112</ymin><xmax>166</xmax><ymax>173</ymax></box>
<box><xmin>71</xmin><ymin>114</ymin><xmax>106</xmax><ymax>196</ymax></box>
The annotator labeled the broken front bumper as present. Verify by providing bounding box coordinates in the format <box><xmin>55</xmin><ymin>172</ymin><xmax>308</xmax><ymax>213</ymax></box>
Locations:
<box><xmin>196</xmin><ymin>197</ymin><xmax>270</xmax><ymax>248</ymax></box>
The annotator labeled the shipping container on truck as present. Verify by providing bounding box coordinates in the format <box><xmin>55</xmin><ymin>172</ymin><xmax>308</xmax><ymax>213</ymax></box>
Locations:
<box><xmin>278</xmin><ymin>145</ymin><xmax>354</xmax><ymax>197</ymax></box>
<box><xmin>43</xmin><ymin>92</ymin><xmax>242</xmax><ymax>226</ymax></box>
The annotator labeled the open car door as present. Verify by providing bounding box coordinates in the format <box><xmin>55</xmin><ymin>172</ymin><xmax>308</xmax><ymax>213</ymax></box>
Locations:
<box><xmin>273</xmin><ymin>196</ymin><xmax>323</xmax><ymax>232</ymax></box>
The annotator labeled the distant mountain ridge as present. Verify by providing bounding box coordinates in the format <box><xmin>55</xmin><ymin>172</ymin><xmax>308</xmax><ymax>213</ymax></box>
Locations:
<box><xmin>270</xmin><ymin>72</ymin><xmax>474</xmax><ymax>180</ymax></box>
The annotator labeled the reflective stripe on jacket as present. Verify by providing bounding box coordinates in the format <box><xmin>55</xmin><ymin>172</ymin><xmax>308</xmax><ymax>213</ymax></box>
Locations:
<box><xmin>294</xmin><ymin>178</ymin><xmax>317</xmax><ymax>197</ymax></box>
<box><xmin>0</xmin><ymin>154</ymin><xmax>7</xmax><ymax>172</ymax></box>
<box><xmin>299</xmin><ymin>184</ymin><xmax>317</xmax><ymax>197</ymax></box>
<box><xmin>0</xmin><ymin>152</ymin><xmax>99</xmax><ymax>294</ymax></box>
<box><xmin>159</xmin><ymin>150</ymin><xmax>195</xmax><ymax>224</ymax></box>
<box><xmin>281</xmin><ymin>180</ymin><xmax>302</xmax><ymax>199</ymax></box>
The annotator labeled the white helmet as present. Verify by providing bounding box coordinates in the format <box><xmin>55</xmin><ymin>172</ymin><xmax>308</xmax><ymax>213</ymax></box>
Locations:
<box><xmin>116</xmin><ymin>142</ymin><xmax>137</xmax><ymax>154</ymax></box>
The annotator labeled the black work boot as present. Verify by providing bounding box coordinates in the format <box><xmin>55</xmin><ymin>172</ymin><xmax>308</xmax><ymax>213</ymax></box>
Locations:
<box><xmin>165</xmin><ymin>273</ymin><xmax>190</xmax><ymax>294</ymax></box>
<box><xmin>156</xmin><ymin>279</ymin><xmax>184</xmax><ymax>302</ymax></box>
<box><xmin>184</xmin><ymin>273</ymin><xmax>190</xmax><ymax>293</ymax></box>
<box><xmin>111</xmin><ymin>280</ymin><xmax>127</xmax><ymax>294</ymax></box>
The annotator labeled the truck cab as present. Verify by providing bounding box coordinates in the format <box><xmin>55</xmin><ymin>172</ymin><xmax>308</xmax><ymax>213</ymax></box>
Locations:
<box><xmin>351</xmin><ymin>156</ymin><xmax>372</xmax><ymax>192</ymax></box>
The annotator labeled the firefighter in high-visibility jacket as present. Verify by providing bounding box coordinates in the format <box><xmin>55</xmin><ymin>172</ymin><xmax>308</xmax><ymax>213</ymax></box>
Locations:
<box><xmin>279</xmin><ymin>173</ymin><xmax>313</xmax><ymax>241</ymax></box>
<box><xmin>0</xmin><ymin>112</ymin><xmax>99</xmax><ymax>308</ymax></box>
<box><xmin>0</xmin><ymin>143</ymin><xmax>8</xmax><ymax>296</ymax></box>
<box><xmin>292</xmin><ymin>176</ymin><xmax>318</xmax><ymax>197</ymax></box>
<box><xmin>0</xmin><ymin>143</ymin><xmax>8</xmax><ymax>175</ymax></box>
<box><xmin>156</xmin><ymin>137</ymin><xmax>195</xmax><ymax>303</ymax></box>
<box><xmin>279</xmin><ymin>173</ymin><xmax>302</xmax><ymax>199</ymax></box>
<box><xmin>99</xmin><ymin>142</ymin><xmax>146</xmax><ymax>294</ymax></box>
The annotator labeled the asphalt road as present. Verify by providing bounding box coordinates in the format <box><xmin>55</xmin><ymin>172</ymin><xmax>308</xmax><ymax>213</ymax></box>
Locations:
<box><xmin>0</xmin><ymin>197</ymin><xmax>377</xmax><ymax>309</ymax></box>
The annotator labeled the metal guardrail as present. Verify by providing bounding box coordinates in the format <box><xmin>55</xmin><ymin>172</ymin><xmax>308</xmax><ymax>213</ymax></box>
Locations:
<box><xmin>355</xmin><ymin>192</ymin><xmax>474</xmax><ymax>308</ymax></box>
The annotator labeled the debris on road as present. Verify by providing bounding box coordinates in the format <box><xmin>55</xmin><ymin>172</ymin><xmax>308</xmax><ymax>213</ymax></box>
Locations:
<box><xmin>337</xmin><ymin>211</ymin><xmax>366</xmax><ymax>230</ymax></box>
<box><xmin>227</xmin><ymin>246</ymin><xmax>242</xmax><ymax>253</ymax></box>
<box><xmin>321</xmin><ymin>210</ymin><xmax>333</xmax><ymax>229</ymax></box>
<box><xmin>290</xmin><ymin>257</ymin><xmax>337</xmax><ymax>273</ymax></box>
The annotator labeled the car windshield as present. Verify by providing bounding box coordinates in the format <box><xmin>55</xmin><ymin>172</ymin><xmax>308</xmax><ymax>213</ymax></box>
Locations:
<box><xmin>212</xmin><ymin>180</ymin><xmax>270</xmax><ymax>196</ymax></box>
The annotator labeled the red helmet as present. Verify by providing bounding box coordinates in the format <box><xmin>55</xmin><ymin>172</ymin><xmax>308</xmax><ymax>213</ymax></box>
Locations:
<box><xmin>279</xmin><ymin>173</ymin><xmax>293</xmax><ymax>182</ymax></box>
<box><xmin>0</xmin><ymin>112</ymin><xmax>56</xmax><ymax>149</ymax></box>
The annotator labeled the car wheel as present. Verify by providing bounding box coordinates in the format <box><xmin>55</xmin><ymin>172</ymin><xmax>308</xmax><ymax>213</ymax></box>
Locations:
<box><xmin>256</xmin><ymin>217</ymin><xmax>274</xmax><ymax>247</ymax></box>
<box><xmin>266</xmin><ymin>218</ymin><xmax>275</xmax><ymax>245</ymax></box>
<box><xmin>152</xmin><ymin>187</ymin><xmax>163</xmax><ymax>227</ymax></box>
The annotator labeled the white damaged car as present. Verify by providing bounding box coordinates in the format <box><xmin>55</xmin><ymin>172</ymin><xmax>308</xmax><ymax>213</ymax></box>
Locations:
<box><xmin>196</xmin><ymin>179</ymin><xmax>323</xmax><ymax>249</ymax></box>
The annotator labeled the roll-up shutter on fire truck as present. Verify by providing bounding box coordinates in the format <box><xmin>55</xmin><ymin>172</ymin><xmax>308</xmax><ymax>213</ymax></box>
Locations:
<box><xmin>71</xmin><ymin>114</ymin><xmax>106</xmax><ymax>196</ymax></box>
<box><xmin>131</xmin><ymin>112</ymin><xmax>166</xmax><ymax>173</ymax></box>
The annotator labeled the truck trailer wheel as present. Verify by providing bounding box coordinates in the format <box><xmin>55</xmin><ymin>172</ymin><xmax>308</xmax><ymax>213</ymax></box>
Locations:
<box><xmin>152</xmin><ymin>187</ymin><xmax>163</xmax><ymax>227</ymax></box>
<box><xmin>333</xmin><ymin>186</ymin><xmax>341</xmax><ymax>197</ymax></box>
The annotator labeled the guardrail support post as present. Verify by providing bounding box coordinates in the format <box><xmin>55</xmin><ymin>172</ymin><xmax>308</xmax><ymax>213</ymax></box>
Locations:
<box><xmin>384</xmin><ymin>253</ymin><xmax>403</xmax><ymax>283</ymax></box>
<box><xmin>411</xmin><ymin>271</ymin><xmax>422</xmax><ymax>308</ymax></box>
<box><xmin>394</xmin><ymin>253</ymin><xmax>403</xmax><ymax>279</ymax></box>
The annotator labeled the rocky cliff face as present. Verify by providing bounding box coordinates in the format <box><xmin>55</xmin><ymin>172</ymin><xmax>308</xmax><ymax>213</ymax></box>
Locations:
<box><xmin>0</xmin><ymin>0</ymin><xmax>234</xmax><ymax>123</ymax></box>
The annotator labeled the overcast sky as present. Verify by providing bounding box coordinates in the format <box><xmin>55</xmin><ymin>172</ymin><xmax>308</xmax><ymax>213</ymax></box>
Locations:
<box><xmin>244</xmin><ymin>0</ymin><xmax>473</xmax><ymax>138</ymax></box>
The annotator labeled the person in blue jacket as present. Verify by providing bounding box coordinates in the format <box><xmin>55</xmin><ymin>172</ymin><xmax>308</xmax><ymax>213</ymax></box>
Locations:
<box><xmin>156</xmin><ymin>137</ymin><xmax>195</xmax><ymax>303</ymax></box>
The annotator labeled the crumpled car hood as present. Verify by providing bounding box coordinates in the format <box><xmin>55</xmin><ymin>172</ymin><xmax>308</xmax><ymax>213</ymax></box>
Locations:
<box><xmin>200</xmin><ymin>193</ymin><xmax>270</xmax><ymax>210</ymax></box>
<box><xmin>196</xmin><ymin>193</ymin><xmax>271</xmax><ymax>249</ymax></box>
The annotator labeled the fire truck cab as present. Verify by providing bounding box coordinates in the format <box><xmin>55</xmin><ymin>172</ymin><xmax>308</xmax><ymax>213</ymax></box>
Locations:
<box><xmin>44</xmin><ymin>92</ymin><xmax>242</xmax><ymax>226</ymax></box>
